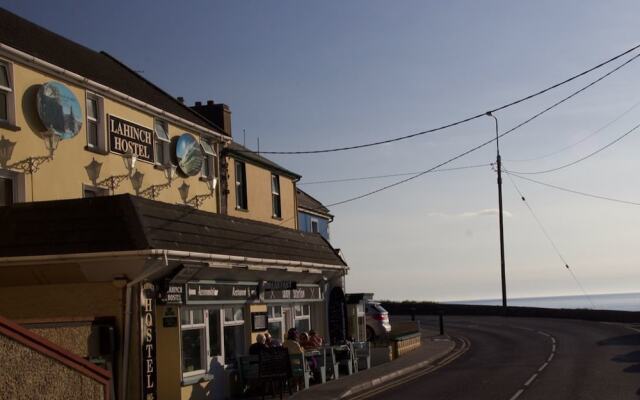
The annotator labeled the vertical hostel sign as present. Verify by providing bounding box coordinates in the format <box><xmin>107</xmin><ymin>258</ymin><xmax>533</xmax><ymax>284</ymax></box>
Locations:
<box><xmin>109</xmin><ymin>115</ymin><xmax>154</xmax><ymax>163</ymax></box>
<box><xmin>141</xmin><ymin>282</ymin><xmax>157</xmax><ymax>400</ymax></box>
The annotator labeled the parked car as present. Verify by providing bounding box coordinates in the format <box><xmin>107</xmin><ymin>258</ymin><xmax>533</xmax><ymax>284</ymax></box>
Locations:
<box><xmin>365</xmin><ymin>301</ymin><xmax>391</xmax><ymax>341</ymax></box>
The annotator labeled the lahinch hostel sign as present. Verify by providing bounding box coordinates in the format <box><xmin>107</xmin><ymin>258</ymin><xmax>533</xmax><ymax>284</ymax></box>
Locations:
<box><xmin>109</xmin><ymin>115</ymin><xmax>154</xmax><ymax>163</ymax></box>
<box><xmin>140</xmin><ymin>282</ymin><xmax>158</xmax><ymax>400</ymax></box>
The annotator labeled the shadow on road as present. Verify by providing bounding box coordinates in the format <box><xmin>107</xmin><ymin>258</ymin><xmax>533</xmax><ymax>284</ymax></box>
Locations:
<box><xmin>598</xmin><ymin>333</ymin><xmax>640</xmax><ymax>396</ymax></box>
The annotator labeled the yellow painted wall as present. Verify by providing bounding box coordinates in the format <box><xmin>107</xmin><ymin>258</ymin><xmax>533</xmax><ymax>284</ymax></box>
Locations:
<box><xmin>248</xmin><ymin>303</ymin><xmax>268</xmax><ymax>344</ymax></box>
<box><xmin>0</xmin><ymin>56</ymin><xmax>220</xmax><ymax>213</ymax></box>
<box><xmin>156</xmin><ymin>305</ymin><xmax>181</xmax><ymax>400</ymax></box>
<box><xmin>226</xmin><ymin>156</ymin><xmax>297</xmax><ymax>229</ymax></box>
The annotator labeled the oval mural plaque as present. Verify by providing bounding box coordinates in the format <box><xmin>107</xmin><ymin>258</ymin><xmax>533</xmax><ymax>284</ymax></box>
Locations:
<box><xmin>176</xmin><ymin>133</ymin><xmax>204</xmax><ymax>176</ymax></box>
<box><xmin>36</xmin><ymin>81</ymin><xmax>82</xmax><ymax>139</ymax></box>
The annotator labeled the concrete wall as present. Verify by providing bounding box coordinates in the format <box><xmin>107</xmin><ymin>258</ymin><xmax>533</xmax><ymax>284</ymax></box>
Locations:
<box><xmin>226</xmin><ymin>156</ymin><xmax>297</xmax><ymax>229</ymax></box>
<box><xmin>0</xmin><ymin>55</ymin><xmax>221</xmax><ymax>213</ymax></box>
<box><xmin>0</xmin><ymin>333</ymin><xmax>105</xmax><ymax>400</ymax></box>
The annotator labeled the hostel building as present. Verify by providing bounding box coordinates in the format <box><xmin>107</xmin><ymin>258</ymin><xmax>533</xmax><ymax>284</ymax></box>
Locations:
<box><xmin>0</xmin><ymin>8</ymin><xmax>349</xmax><ymax>400</ymax></box>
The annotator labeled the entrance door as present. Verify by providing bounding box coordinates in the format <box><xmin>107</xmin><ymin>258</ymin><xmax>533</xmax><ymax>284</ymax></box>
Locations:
<box><xmin>282</xmin><ymin>306</ymin><xmax>293</xmax><ymax>337</ymax></box>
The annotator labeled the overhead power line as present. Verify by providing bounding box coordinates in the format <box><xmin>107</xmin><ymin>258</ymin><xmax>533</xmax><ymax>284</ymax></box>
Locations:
<box><xmin>505</xmin><ymin>97</ymin><xmax>640</xmax><ymax>162</ymax></box>
<box><xmin>507</xmin><ymin>120</ymin><xmax>640</xmax><ymax>175</ymax></box>
<box><xmin>324</xmin><ymin>52</ymin><xmax>640</xmax><ymax>208</ymax></box>
<box><xmin>298</xmin><ymin>163</ymin><xmax>491</xmax><ymax>186</ymax></box>
<box><xmin>245</xmin><ymin>43</ymin><xmax>640</xmax><ymax>155</ymax></box>
<box><xmin>504</xmin><ymin>172</ymin><xmax>596</xmax><ymax>309</ymax></box>
<box><xmin>504</xmin><ymin>172</ymin><xmax>640</xmax><ymax>206</ymax></box>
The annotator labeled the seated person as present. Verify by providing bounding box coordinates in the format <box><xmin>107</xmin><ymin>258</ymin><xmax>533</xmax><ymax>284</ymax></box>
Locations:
<box><xmin>308</xmin><ymin>330</ymin><xmax>324</xmax><ymax>348</ymax></box>
<box><xmin>299</xmin><ymin>332</ymin><xmax>311</xmax><ymax>349</ymax></box>
<box><xmin>283</xmin><ymin>328</ymin><xmax>303</xmax><ymax>355</ymax></box>
<box><xmin>249</xmin><ymin>333</ymin><xmax>268</xmax><ymax>355</ymax></box>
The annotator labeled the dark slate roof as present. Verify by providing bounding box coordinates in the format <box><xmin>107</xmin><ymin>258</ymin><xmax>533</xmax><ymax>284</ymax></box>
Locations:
<box><xmin>296</xmin><ymin>189</ymin><xmax>332</xmax><ymax>218</ymax></box>
<box><xmin>0</xmin><ymin>195</ymin><xmax>345</xmax><ymax>266</ymax></box>
<box><xmin>224</xmin><ymin>142</ymin><xmax>301</xmax><ymax>179</ymax></box>
<box><xmin>0</xmin><ymin>7</ymin><xmax>226</xmax><ymax>135</ymax></box>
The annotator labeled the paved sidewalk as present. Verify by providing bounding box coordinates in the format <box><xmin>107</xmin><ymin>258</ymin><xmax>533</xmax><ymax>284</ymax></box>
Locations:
<box><xmin>291</xmin><ymin>329</ymin><xmax>459</xmax><ymax>400</ymax></box>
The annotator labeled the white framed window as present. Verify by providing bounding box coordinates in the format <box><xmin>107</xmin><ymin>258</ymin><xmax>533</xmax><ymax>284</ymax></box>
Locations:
<box><xmin>82</xmin><ymin>184</ymin><xmax>108</xmax><ymax>198</ymax></box>
<box><xmin>235</xmin><ymin>161</ymin><xmax>248</xmax><ymax>210</ymax></box>
<box><xmin>0</xmin><ymin>169</ymin><xmax>24</xmax><ymax>206</ymax></box>
<box><xmin>311</xmin><ymin>218</ymin><xmax>319</xmax><ymax>234</ymax></box>
<box><xmin>294</xmin><ymin>304</ymin><xmax>311</xmax><ymax>332</ymax></box>
<box><xmin>271</xmin><ymin>174</ymin><xmax>281</xmax><ymax>218</ymax></box>
<box><xmin>267</xmin><ymin>306</ymin><xmax>284</xmax><ymax>342</ymax></box>
<box><xmin>154</xmin><ymin>119</ymin><xmax>170</xmax><ymax>166</ymax></box>
<box><xmin>85</xmin><ymin>93</ymin><xmax>105</xmax><ymax>151</ymax></box>
<box><xmin>200</xmin><ymin>139</ymin><xmax>217</xmax><ymax>179</ymax></box>
<box><xmin>223</xmin><ymin>307</ymin><xmax>245</xmax><ymax>365</ymax></box>
<box><xmin>0</xmin><ymin>61</ymin><xmax>15</xmax><ymax>125</ymax></box>
<box><xmin>181</xmin><ymin>309</ymin><xmax>208</xmax><ymax>377</ymax></box>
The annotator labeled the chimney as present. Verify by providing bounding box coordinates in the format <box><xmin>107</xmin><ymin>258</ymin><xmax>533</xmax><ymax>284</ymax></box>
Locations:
<box><xmin>177</xmin><ymin>96</ymin><xmax>184</xmax><ymax>103</ymax></box>
<box><xmin>190</xmin><ymin>100</ymin><xmax>232</xmax><ymax>137</ymax></box>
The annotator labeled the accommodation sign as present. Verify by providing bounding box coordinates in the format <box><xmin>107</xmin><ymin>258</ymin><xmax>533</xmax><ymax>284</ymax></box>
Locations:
<box><xmin>186</xmin><ymin>283</ymin><xmax>259</xmax><ymax>302</ymax></box>
<box><xmin>140</xmin><ymin>282</ymin><xmax>157</xmax><ymax>400</ymax></box>
<box><xmin>109</xmin><ymin>115</ymin><xmax>154</xmax><ymax>163</ymax></box>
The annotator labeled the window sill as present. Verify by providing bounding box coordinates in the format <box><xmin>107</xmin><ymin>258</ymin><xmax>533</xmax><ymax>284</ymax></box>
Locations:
<box><xmin>84</xmin><ymin>145</ymin><xmax>108</xmax><ymax>156</ymax></box>
<box><xmin>0</xmin><ymin>120</ymin><xmax>21</xmax><ymax>132</ymax></box>
<box><xmin>235</xmin><ymin>207</ymin><xmax>249</xmax><ymax>213</ymax></box>
<box><xmin>199</xmin><ymin>176</ymin><xmax>212</xmax><ymax>182</ymax></box>
<box><xmin>272</xmin><ymin>216</ymin><xmax>283</xmax><ymax>221</ymax></box>
<box><xmin>154</xmin><ymin>164</ymin><xmax>168</xmax><ymax>171</ymax></box>
<box><xmin>181</xmin><ymin>373</ymin><xmax>214</xmax><ymax>386</ymax></box>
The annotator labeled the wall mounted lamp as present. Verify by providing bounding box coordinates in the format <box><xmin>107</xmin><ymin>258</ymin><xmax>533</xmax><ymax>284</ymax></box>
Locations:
<box><xmin>187</xmin><ymin>178</ymin><xmax>217</xmax><ymax>208</ymax></box>
<box><xmin>94</xmin><ymin>149</ymin><xmax>138</xmax><ymax>194</ymax></box>
<box><xmin>0</xmin><ymin>132</ymin><xmax>61</xmax><ymax>174</ymax></box>
<box><xmin>139</xmin><ymin>164</ymin><xmax>177</xmax><ymax>200</ymax></box>
<box><xmin>178</xmin><ymin>182</ymin><xmax>190</xmax><ymax>204</ymax></box>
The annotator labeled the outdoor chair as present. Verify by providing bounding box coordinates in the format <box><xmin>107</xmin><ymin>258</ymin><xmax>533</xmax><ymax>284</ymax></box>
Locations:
<box><xmin>322</xmin><ymin>345</ymin><xmax>339</xmax><ymax>381</ymax></box>
<box><xmin>289</xmin><ymin>353</ymin><xmax>311</xmax><ymax>390</ymax></box>
<box><xmin>238</xmin><ymin>355</ymin><xmax>260</xmax><ymax>395</ymax></box>
<box><xmin>333</xmin><ymin>344</ymin><xmax>354</xmax><ymax>376</ymax></box>
<box><xmin>352</xmin><ymin>341</ymin><xmax>371</xmax><ymax>372</ymax></box>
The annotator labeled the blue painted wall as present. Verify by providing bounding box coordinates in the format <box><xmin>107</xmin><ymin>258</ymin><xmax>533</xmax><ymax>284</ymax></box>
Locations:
<box><xmin>298</xmin><ymin>211</ymin><xmax>330</xmax><ymax>241</ymax></box>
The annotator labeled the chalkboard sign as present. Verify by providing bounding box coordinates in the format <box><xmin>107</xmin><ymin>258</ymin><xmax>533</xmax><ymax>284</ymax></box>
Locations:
<box><xmin>258</xmin><ymin>348</ymin><xmax>291</xmax><ymax>379</ymax></box>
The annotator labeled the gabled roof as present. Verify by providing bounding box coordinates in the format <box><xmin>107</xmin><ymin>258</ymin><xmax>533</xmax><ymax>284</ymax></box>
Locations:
<box><xmin>224</xmin><ymin>142</ymin><xmax>301</xmax><ymax>180</ymax></box>
<box><xmin>0</xmin><ymin>195</ymin><xmax>346</xmax><ymax>267</ymax></box>
<box><xmin>0</xmin><ymin>7</ymin><xmax>227</xmax><ymax>135</ymax></box>
<box><xmin>296</xmin><ymin>188</ymin><xmax>332</xmax><ymax>218</ymax></box>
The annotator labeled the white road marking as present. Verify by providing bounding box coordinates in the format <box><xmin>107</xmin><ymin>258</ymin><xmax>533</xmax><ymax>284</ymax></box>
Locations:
<box><xmin>537</xmin><ymin>330</ymin><xmax>550</xmax><ymax>337</ymax></box>
<box><xmin>552</xmin><ymin>344</ymin><xmax>556</xmax><ymax>352</ymax></box>
<box><xmin>538</xmin><ymin>362</ymin><xmax>548</xmax><ymax>372</ymax></box>
<box><xmin>551</xmin><ymin>337</ymin><xmax>556</xmax><ymax>344</ymax></box>
<box><xmin>547</xmin><ymin>353</ymin><xmax>554</xmax><ymax>362</ymax></box>
<box><xmin>509</xmin><ymin>389</ymin><xmax>525</xmax><ymax>400</ymax></box>
<box><xmin>524</xmin><ymin>373</ymin><xmax>538</xmax><ymax>386</ymax></box>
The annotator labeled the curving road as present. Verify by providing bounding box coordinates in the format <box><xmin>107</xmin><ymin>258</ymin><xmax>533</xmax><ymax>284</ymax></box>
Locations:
<box><xmin>366</xmin><ymin>316</ymin><xmax>640</xmax><ymax>400</ymax></box>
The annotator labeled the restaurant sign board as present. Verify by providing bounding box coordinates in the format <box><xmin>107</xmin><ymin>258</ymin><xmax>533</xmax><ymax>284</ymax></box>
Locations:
<box><xmin>186</xmin><ymin>282</ymin><xmax>259</xmax><ymax>303</ymax></box>
<box><xmin>108</xmin><ymin>115</ymin><xmax>154</xmax><ymax>163</ymax></box>
<box><xmin>140</xmin><ymin>282</ymin><xmax>157</xmax><ymax>400</ymax></box>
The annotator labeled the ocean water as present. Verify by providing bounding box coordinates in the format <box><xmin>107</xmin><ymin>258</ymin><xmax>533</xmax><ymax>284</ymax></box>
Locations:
<box><xmin>448</xmin><ymin>292</ymin><xmax>640</xmax><ymax>312</ymax></box>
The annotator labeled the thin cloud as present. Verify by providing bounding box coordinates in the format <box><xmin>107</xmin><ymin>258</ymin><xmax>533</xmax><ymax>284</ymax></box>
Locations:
<box><xmin>428</xmin><ymin>209</ymin><xmax>513</xmax><ymax>219</ymax></box>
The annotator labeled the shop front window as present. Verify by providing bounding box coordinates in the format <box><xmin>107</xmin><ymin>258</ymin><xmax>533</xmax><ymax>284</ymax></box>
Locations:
<box><xmin>268</xmin><ymin>306</ymin><xmax>284</xmax><ymax>342</ymax></box>
<box><xmin>223</xmin><ymin>307</ymin><xmax>245</xmax><ymax>365</ymax></box>
<box><xmin>208</xmin><ymin>309</ymin><xmax>222</xmax><ymax>357</ymax></box>
<box><xmin>294</xmin><ymin>304</ymin><xmax>311</xmax><ymax>333</ymax></box>
<box><xmin>181</xmin><ymin>309</ymin><xmax>207</xmax><ymax>376</ymax></box>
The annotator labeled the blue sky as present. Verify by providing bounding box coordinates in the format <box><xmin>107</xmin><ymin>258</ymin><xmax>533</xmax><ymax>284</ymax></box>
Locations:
<box><xmin>5</xmin><ymin>1</ymin><xmax>640</xmax><ymax>303</ymax></box>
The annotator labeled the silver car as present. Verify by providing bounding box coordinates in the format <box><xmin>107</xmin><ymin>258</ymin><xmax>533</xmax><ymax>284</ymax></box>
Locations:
<box><xmin>366</xmin><ymin>301</ymin><xmax>391</xmax><ymax>341</ymax></box>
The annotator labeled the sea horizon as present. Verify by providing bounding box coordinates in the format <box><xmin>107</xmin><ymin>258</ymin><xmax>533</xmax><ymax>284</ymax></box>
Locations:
<box><xmin>445</xmin><ymin>291</ymin><xmax>640</xmax><ymax>312</ymax></box>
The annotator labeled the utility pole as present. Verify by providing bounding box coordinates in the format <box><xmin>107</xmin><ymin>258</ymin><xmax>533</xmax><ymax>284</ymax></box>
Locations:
<box><xmin>487</xmin><ymin>112</ymin><xmax>507</xmax><ymax>309</ymax></box>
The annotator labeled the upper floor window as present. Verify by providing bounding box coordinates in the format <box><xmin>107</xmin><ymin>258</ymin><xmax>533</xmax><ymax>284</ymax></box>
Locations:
<box><xmin>200</xmin><ymin>138</ymin><xmax>217</xmax><ymax>179</ymax></box>
<box><xmin>0</xmin><ymin>170</ymin><xmax>23</xmax><ymax>206</ymax></box>
<box><xmin>85</xmin><ymin>93</ymin><xmax>105</xmax><ymax>151</ymax></box>
<box><xmin>235</xmin><ymin>160</ymin><xmax>247</xmax><ymax>210</ymax></box>
<box><xmin>154</xmin><ymin>119</ymin><xmax>170</xmax><ymax>166</ymax></box>
<box><xmin>0</xmin><ymin>61</ymin><xmax>14</xmax><ymax>123</ymax></box>
<box><xmin>311</xmin><ymin>218</ymin><xmax>319</xmax><ymax>233</ymax></box>
<box><xmin>0</xmin><ymin>175</ymin><xmax>13</xmax><ymax>206</ymax></box>
<box><xmin>271</xmin><ymin>174</ymin><xmax>281</xmax><ymax>218</ymax></box>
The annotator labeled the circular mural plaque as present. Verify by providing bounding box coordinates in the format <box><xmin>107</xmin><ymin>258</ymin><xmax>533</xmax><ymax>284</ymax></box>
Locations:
<box><xmin>36</xmin><ymin>81</ymin><xmax>83</xmax><ymax>139</ymax></box>
<box><xmin>176</xmin><ymin>133</ymin><xmax>204</xmax><ymax>176</ymax></box>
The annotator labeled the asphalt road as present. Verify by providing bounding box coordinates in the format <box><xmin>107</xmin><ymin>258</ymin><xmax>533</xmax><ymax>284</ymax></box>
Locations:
<box><xmin>367</xmin><ymin>316</ymin><xmax>640</xmax><ymax>400</ymax></box>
